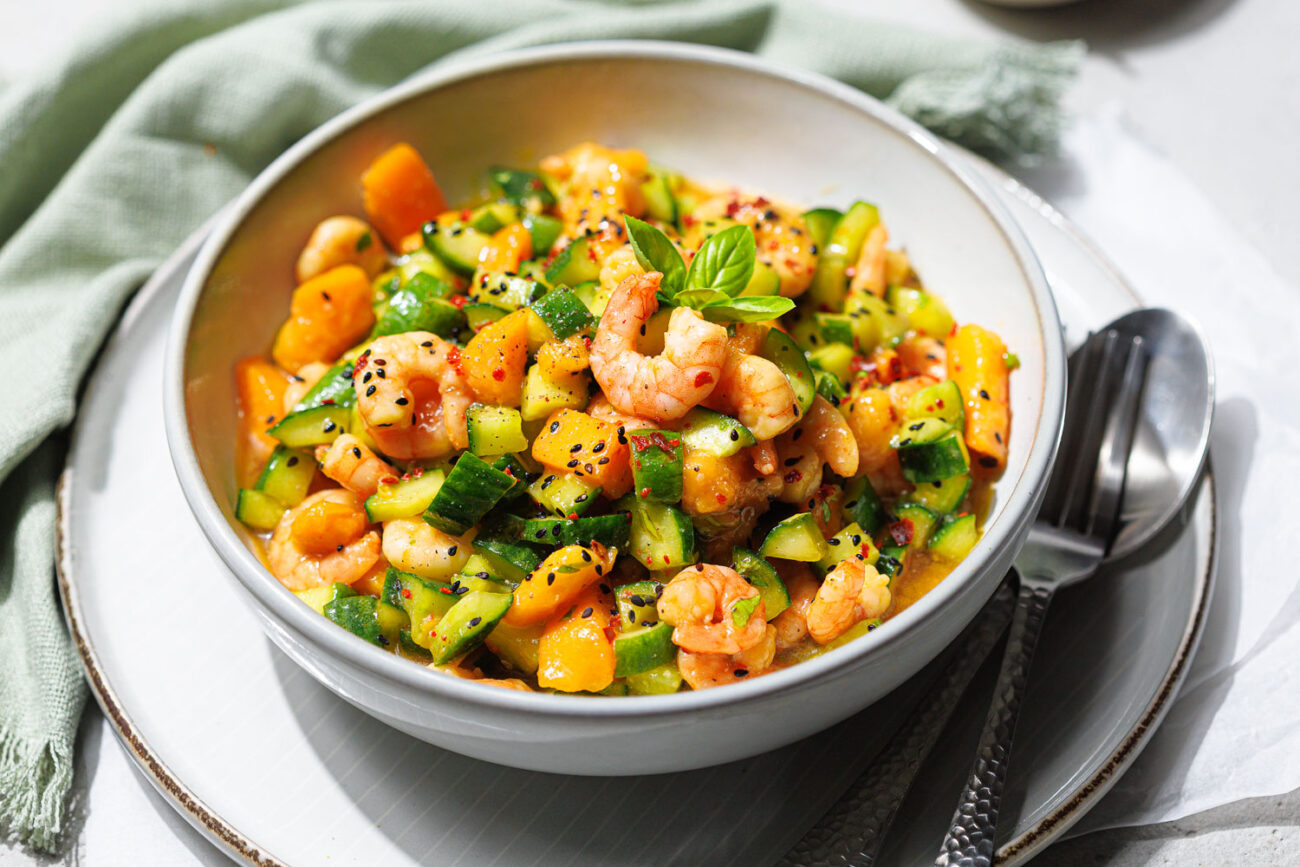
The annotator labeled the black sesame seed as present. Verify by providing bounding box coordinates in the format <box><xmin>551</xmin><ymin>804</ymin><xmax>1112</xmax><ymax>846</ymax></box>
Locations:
<box><xmin>363</xmin><ymin>372</ymin><xmax>372</xmax><ymax>383</ymax></box>
<box><xmin>828</xmin><ymin>538</ymin><xmax>841</xmax><ymax>546</ymax></box>
<box><xmin>323</xmin><ymin>420</ymin><xmax>336</xmax><ymax>433</ymax></box>
<box><xmin>570</xmin><ymin>443</ymin><xmax>582</xmax><ymax>453</ymax></box>
<box><xmin>447</xmin><ymin>545</ymin><xmax>457</xmax><ymax>556</ymax></box>
<box><xmin>351</xmin><ymin>447</ymin><xmax>361</xmax><ymax>458</ymax></box>
<box><xmin>793</xmin><ymin>428</ymin><xmax>803</xmax><ymax>441</ymax></box>
<box><xmin>395</xmin><ymin>397</ymin><xmax>409</xmax><ymax>406</ymax></box>
<box><xmin>581</xmin><ymin>607</ymin><xmax>594</xmax><ymax>618</ymax></box>
<box><xmin>541</xmin><ymin>475</ymin><xmax>556</xmax><ymax>489</ymax></box>
<box><xmin>597</xmin><ymin>456</ymin><xmax>609</xmax><ymax>465</ymax></box>
<box><xmin>335</xmin><ymin>544</ymin><xmax>344</xmax><ymax>552</ymax></box>
<box><xmin>594</xmin><ymin>564</ymin><xmax>603</xmax><ymax>575</ymax></box>
<box><xmin>592</xmin><ymin>442</ymin><xmax>606</xmax><ymax>453</ymax></box>
<box><xmin>581</xmin><ymin>550</ymin><xmax>592</xmax><ymax>562</ymax></box>
<box><xmin>551</xmin><ymin>525</ymin><xmax>561</xmax><ymax>537</ymax></box>
<box><xmin>547</xmin><ymin>573</ymin><xmax>555</xmax><ymax>585</ymax></box>
<box><xmin>566</xmin><ymin>459</ymin><xmax>580</xmax><ymax>468</ymax></box>
<box><xmin>376</xmin><ymin>368</ymin><xmax>386</xmax><ymax>379</ymax></box>
<box><xmin>535</xmin><ymin>530</ymin><xmax>546</xmax><ymax>539</ymax></box>
<box><xmin>550</xmin><ymin>421</ymin><xmax>560</xmax><ymax>432</ymax></box>
<box><xmin>979</xmin><ymin>389</ymin><xmax>991</xmax><ymax>400</ymax></box>
<box><xmin>321</xmin><ymin>291</ymin><xmax>332</xmax><ymax>301</ymax></box>
<box><xmin>783</xmin><ymin>457</ymin><xmax>800</xmax><ymax>467</ymax></box>
<box><xmin>729</xmin><ymin>429</ymin><xmax>740</xmax><ymax>441</ymax></box>
<box><xmin>366</xmin><ymin>385</ymin><xmax>377</xmax><ymax>397</ymax></box>
<box><xmin>468</xmin><ymin>617</ymin><xmax>481</xmax><ymax>627</ymax></box>
<box><xmin>599</xmin><ymin>583</ymin><xmax>611</xmax><ymax>594</ymax></box>
<box><xmin>733</xmin><ymin>669</ymin><xmax>749</xmax><ymax>678</ymax></box>
<box><xmin>287</xmin><ymin>456</ymin><xmax>299</xmax><ymax>467</ymax></box>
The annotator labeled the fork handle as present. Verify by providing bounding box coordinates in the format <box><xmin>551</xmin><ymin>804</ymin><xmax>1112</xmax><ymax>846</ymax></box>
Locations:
<box><xmin>935</xmin><ymin>579</ymin><xmax>1055</xmax><ymax>866</ymax></box>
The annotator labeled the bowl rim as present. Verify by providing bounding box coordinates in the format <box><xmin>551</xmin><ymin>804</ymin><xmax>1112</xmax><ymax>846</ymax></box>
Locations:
<box><xmin>165</xmin><ymin>39</ymin><xmax>1066</xmax><ymax>719</ymax></box>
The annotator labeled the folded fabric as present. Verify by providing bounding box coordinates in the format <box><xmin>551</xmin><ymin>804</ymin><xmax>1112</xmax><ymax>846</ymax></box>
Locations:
<box><xmin>0</xmin><ymin>0</ymin><xmax>1080</xmax><ymax>851</ymax></box>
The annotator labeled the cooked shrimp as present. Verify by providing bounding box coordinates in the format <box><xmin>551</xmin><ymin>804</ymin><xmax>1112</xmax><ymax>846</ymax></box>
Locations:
<box><xmin>296</xmin><ymin>216</ymin><xmax>388</xmax><ymax>283</ymax></box>
<box><xmin>354</xmin><ymin>332</ymin><xmax>473</xmax><ymax>460</ymax></box>
<box><xmin>267</xmin><ymin>489</ymin><xmax>380</xmax><ymax>591</ymax></box>
<box><xmin>848</xmin><ymin>224</ymin><xmax>889</xmax><ymax>297</ymax></box>
<box><xmin>381</xmin><ymin>516</ymin><xmax>473</xmax><ymax>582</ymax></box>
<box><xmin>706</xmin><ymin>351</ymin><xmax>799</xmax><ymax>441</ymax></box>
<box><xmin>657</xmin><ymin>564</ymin><xmax>766</xmax><ymax>655</ymax></box>
<box><xmin>806</xmin><ymin>558</ymin><xmax>891</xmax><ymax>644</ymax></box>
<box><xmin>677</xmin><ymin>623</ymin><xmax>777</xmax><ymax>689</ymax></box>
<box><xmin>315</xmin><ymin>433</ymin><xmax>390</xmax><ymax>498</ymax></box>
<box><xmin>749</xmin><ymin>440</ymin><xmax>778</xmax><ymax>475</ymax></box>
<box><xmin>282</xmin><ymin>361</ymin><xmax>330</xmax><ymax>413</ymax></box>
<box><xmin>797</xmin><ymin>395</ymin><xmax>860</xmax><ymax>477</ymax></box>
<box><xmin>772</xmin><ymin>562</ymin><xmax>819</xmax><ymax>651</ymax></box>
<box><xmin>898</xmin><ymin>335</ymin><xmax>947</xmax><ymax>381</ymax></box>
<box><xmin>589</xmin><ymin>272</ymin><xmax>727</xmax><ymax>422</ymax></box>
<box><xmin>688</xmin><ymin>194</ymin><xmax>817</xmax><ymax>297</ymax></box>
<box><xmin>541</xmin><ymin>142</ymin><xmax>648</xmax><ymax>231</ymax></box>
<box><xmin>598</xmin><ymin>245</ymin><xmax>644</xmax><ymax>300</ymax></box>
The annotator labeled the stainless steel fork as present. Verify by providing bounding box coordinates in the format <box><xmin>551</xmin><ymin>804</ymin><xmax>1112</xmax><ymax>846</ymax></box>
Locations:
<box><xmin>935</xmin><ymin>328</ymin><xmax>1150</xmax><ymax>866</ymax></box>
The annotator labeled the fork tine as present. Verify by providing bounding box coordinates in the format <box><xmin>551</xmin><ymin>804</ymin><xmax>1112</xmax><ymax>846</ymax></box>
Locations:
<box><xmin>1056</xmin><ymin>330</ymin><xmax>1124</xmax><ymax>530</ymax></box>
<box><xmin>1086</xmin><ymin>335</ymin><xmax>1148</xmax><ymax>547</ymax></box>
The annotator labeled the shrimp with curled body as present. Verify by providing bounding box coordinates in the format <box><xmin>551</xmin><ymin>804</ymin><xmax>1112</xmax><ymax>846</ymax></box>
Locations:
<box><xmin>589</xmin><ymin>272</ymin><xmax>727</xmax><ymax>422</ymax></box>
<box><xmin>806</xmin><ymin>558</ymin><xmax>891</xmax><ymax>645</ymax></box>
<box><xmin>296</xmin><ymin>215</ymin><xmax>387</xmax><ymax>283</ymax></box>
<box><xmin>657</xmin><ymin>564</ymin><xmax>767</xmax><ymax>655</ymax></box>
<box><xmin>702</xmin><ymin>323</ymin><xmax>799</xmax><ymax>441</ymax></box>
<box><xmin>354</xmin><ymin>331</ymin><xmax>472</xmax><ymax>460</ymax></box>
<box><xmin>381</xmin><ymin>516</ymin><xmax>473</xmax><ymax>582</ymax></box>
<box><xmin>267</xmin><ymin>489</ymin><xmax>380</xmax><ymax>591</ymax></box>
<box><xmin>771</xmin><ymin>562</ymin><xmax>819</xmax><ymax>651</ymax></box>
<box><xmin>677</xmin><ymin>623</ymin><xmax>777</xmax><ymax>690</ymax></box>
<box><xmin>315</xmin><ymin>433</ymin><xmax>391</xmax><ymax>498</ymax></box>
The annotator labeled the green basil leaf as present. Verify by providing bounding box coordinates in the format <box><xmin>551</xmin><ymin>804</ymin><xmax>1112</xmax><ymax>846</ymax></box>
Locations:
<box><xmin>731</xmin><ymin>595</ymin><xmax>762</xmax><ymax>627</ymax></box>
<box><xmin>672</xmin><ymin>288</ymin><xmax>732</xmax><ymax>308</ymax></box>
<box><xmin>685</xmin><ymin>224</ymin><xmax>756</xmax><ymax>298</ymax></box>
<box><xmin>624</xmin><ymin>215</ymin><xmax>686</xmax><ymax>296</ymax></box>
<box><xmin>701</xmin><ymin>295</ymin><xmax>796</xmax><ymax>323</ymax></box>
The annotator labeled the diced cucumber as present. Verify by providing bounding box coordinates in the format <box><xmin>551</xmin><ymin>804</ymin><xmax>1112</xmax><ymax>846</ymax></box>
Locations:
<box><xmin>471</xmin><ymin>536</ymin><xmax>546</xmax><ymax>586</ymax></box>
<box><xmin>471</xmin><ymin>274</ymin><xmax>541</xmax><ymax>311</ymax></box>
<box><xmin>530</xmin><ymin>286</ymin><xmax>595</xmax><ymax>339</ymax></box>
<box><xmin>761</xmin><ymin>328</ymin><xmax>816</xmax><ymax>416</ymax></box>
<box><xmin>907</xmin><ymin>474</ymin><xmax>971</xmax><ymax>515</ymax></box>
<box><xmin>897</xmin><ymin>431</ymin><xmax>970</xmax><ymax>483</ymax></box>
<box><xmin>731</xmin><ymin>548</ymin><xmax>790</xmax><ymax>620</ymax></box>
<box><xmin>823</xmin><ymin>617</ymin><xmax>882</xmax><ymax>652</ymax></box>
<box><xmin>429</xmin><ymin>590</ymin><xmax>513</xmax><ymax>664</ymax></box>
<box><xmin>323</xmin><ymin>595</ymin><xmax>407</xmax><ymax>649</ymax></box>
<box><xmin>545</xmin><ymin>236</ymin><xmax>602</xmax><ymax>287</ymax></box>
<box><xmin>815</xmin><ymin>370</ymin><xmax>848</xmax><ymax>405</ymax></box>
<box><xmin>489</xmin><ymin>166</ymin><xmax>556</xmax><ymax>211</ymax></box>
<box><xmin>802</xmin><ymin>207</ymin><xmax>843</xmax><ymax>251</ymax></box>
<box><xmin>618</xmin><ymin>495</ymin><xmax>696</xmax><ymax>570</ymax></box>
<box><xmin>809</xmin><ymin>201</ymin><xmax>879</xmax><ymax>309</ymax></box>
<box><xmin>817</xmin><ymin>522</ymin><xmax>879</xmax><ymax>575</ymax></box>
<box><xmin>842</xmin><ymin>476</ymin><xmax>889</xmax><ymax>535</ymax></box>
<box><xmin>468</xmin><ymin>202</ymin><xmax>520</xmax><ymax>234</ymax></box>
<box><xmin>381</xmin><ymin>566</ymin><xmax>459</xmax><ymax>647</ymax></box>
<box><xmin>287</xmin><ymin>358</ymin><xmax>357</xmax><ymax>412</ymax></box>
<box><xmin>929</xmin><ymin>513</ymin><xmax>978</xmax><ymax>562</ymax></box>
<box><xmin>887</xmin><ymin>285</ymin><xmax>954</xmax><ymax>340</ymax></box>
<box><xmin>491</xmin><ymin>453</ymin><xmax>530</xmax><ymax>499</ymax></box>
<box><xmin>522</xmin><ymin>514</ymin><xmax>632</xmax><ymax>550</ymax></box>
<box><xmin>371</xmin><ymin>273</ymin><xmax>465</xmax><ymax>339</ymax></box>
<box><xmin>615</xmin><ymin>580</ymin><xmax>662</xmax><ymax>628</ymax></box>
<box><xmin>906</xmin><ymin>380</ymin><xmax>964</xmax><ymax>428</ymax></box>
<box><xmin>678</xmin><ymin>407</ymin><xmax>756</xmax><ymax>458</ymax></box>
<box><xmin>572</xmin><ymin>280</ymin><xmax>613</xmax><ymax>317</ymax></box>
<box><xmin>465</xmin><ymin>404</ymin><xmax>528</xmax><ymax>457</ymax></box>
<box><xmin>892</xmin><ymin>416</ymin><xmax>955</xmax><ymax>448</ymax></box>
<box><xmin>424</xmin><ymin>221</ymin><xmax>491</xmax><ymax>277</ymax></box>
<box><xmin>523</xmin><ymin>213</ymin><xmax>564</xmax><ymax>255</ymax></box>
<box><xmin>528</xmin><ymin>472</ymin><xmax>602</xmax><ymax>517</ymax></box>
<box><xmin>894</xmin><ymin>503</ymin><xmax>940</xmax><ymax>549</ymax></box>
<box><xmin>364</xmin><ymin>469</ymin><xmax>445</xmax><ymax>523</ymax></box>
<box><xmin>295</xmin><ymin>581</ymin><xmax>355</xmax><ymax>615</ymax></box>
<box><xmin>614</xmin><ymin>622</ymin><xmax>676</xmax><ymax>678</ymax></box>
<box><xmin>464</xmin><ymin>302</ymin><xmax>507</xmax><ymax>331</ymax></box>
<box><xmin>396</xmin><ymin>247</ymin><xmax>461</xmax><ymax>289</ymax></box>
<box><xmin>758</xmin><ymin>513</ymin><xmax>828</xmax><ymax>562</ymax></box>
<box><xmin>640</xmin><ymin>172</ymin><xmax>678</xmax><ymax>225</ymax></box>
<box><xmin>628</xmin><ymin>429</ymin><xmax>684</xmax><ymax>503</ymax></box>
<box><xmin>741</xmin><ymin>260</ymin><xmax>781</xmax><ymax>297</ymax></box>
<box><xmin>253</xmin><ymin>445</ymin><xmax>315</xmax><ymax>507</ymax></box>
<box><xmin>875</xmin><ymin>543</ymin><xmax>907</xmax><ymax>581</ymax></box>
<box><xmin>816</xmin><ymin>313</ymin><xmax>856</xmax><ymax>346</ymax></box>
<box><xmin>484</xmin><ymin>619</ymin><xmax>542</xmax><ymax>675</ymax></box>
<box><xmin>422</xmin><ymin>453</ymin><xmax>516</xmax><ymax>535</ymax></box>
<box><xmin>520</xmin><ymin>363</ymin><xmax>589</xmax><ymax>421</ymax></box>
<box><xmin>845</xmin><ymin>291</ymin><xmax>907</xmax><ymax>352</ymax></box>
<box><xmin>627</xmin><ymin>662</ymin><xmax>683</xmax><ymax>695</ymax></box>
<box><xmin>267</xmin><ymin>404</ymin><xmax>351</xmax><ymax>448</ymax></box>
<box><xmin>235</xmin><ymin>489</ymin><xmax>285</xmax><ymax>531</ymax></box>
<box><xmin>807</xmin><ymin>343</ymin><xmax>855</xmax><ymax>385</ymax></box>
<box><xmin>398</xmin><ymin>630</ymin><xmax>433</xmax><ymax>662</ymax></box>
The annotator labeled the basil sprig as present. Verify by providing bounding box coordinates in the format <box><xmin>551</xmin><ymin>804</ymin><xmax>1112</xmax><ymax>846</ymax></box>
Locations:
<box><xmin>623</xmin><ymin>215</ymin><xmax>795</xmax><ymax>323</ymax></box>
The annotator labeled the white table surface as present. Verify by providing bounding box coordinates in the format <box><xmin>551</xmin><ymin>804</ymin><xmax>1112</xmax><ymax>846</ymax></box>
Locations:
<box><xmin>4</xmin><ymin>0</ymin><xmax>1298</xmax><ymax>863</ymax></box>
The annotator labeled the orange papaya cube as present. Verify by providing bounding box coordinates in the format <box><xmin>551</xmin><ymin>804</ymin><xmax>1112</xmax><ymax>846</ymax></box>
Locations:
<box><xmin>361</xmin><ymin>143</ymin><xmax>449</xmax><ymax>247</ymax></box>
<box><xmin>531</xmin><ymin>409</ymin><xmax>632</xmax><ymax>498</ymax></box>
<box><xmin>680</xmin><ymin>448</ymin><xmax>752</xmax><ymax>515</ymax></box>
<box><xmin>234</xmin><ymin>356</ymin><xmax>290</xmax><ymax>486</ymax></box>
<box><xmin>537</xmin><ymin>585</ymin><xmax>616</xmax><ymax>693</ymax></box>
<box><xmin>271</xmin><ymin>265</ymin><xmax>375</xmax><ymax>374</ymax></box>
<box><xmin>505</xmin><ymin>544</ymin><xmax>616</xmax><ymax>627</ymax></box>
<box><xmin>462</xmin><ymin>308</ymin><xmax>530</xmax><ymax>406</ymax></box>
<box><xmin>476</xmin><ymin>223</ymin><xmax>533</xmax><ymax>274</ymax></box>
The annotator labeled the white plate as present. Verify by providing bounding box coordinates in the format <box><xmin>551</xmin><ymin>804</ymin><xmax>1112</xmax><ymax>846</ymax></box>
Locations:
<box><xmin>56</xmin><ymin>160</ymin><xmax>1214</xmax><ymax>866</ymax></box>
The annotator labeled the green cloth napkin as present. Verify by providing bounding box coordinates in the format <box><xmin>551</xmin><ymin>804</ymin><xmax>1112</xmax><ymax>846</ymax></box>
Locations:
<box><xmin>0</xmin><ymin>0</ymin><xmax>1080</xmax><ymax>851</ymax></box>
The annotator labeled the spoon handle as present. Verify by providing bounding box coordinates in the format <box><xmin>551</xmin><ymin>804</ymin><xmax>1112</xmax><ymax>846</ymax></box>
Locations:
<box><xmin>935</xmin><ymin>579</ymin><xmax>1054</xmax><ymax>866</ymax></box>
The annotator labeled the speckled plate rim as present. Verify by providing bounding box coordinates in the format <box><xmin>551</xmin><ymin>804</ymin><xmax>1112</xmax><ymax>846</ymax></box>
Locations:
<box><xmin>54</xmin><ymin>165</ymin><xmax>1216</xmax><ymax>867</ymax></box>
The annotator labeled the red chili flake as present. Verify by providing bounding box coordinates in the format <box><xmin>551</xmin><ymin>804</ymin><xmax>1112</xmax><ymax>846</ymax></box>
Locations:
<box><xmin>630</xmin><ymin>431</ymin><xmax>678</xmax><ymax>457</ymax></box>
<box><xmin>639</xmin><ymin>487</ymin><xmax>651</xmax><ymax>499</ymax></box>
<box><xmin>438</xmin><ymin>586</ymin><xmax>454</xmax><ymax>595</ymax></box>
<box><xmin>860</xmin><ymin>543</ymin><xmax>874</xmax><ymax>559</ymax></box>
<box><xmin>754</xmin><ymin>196</ymin><xmax>770</xmax><ymax>207</ymax></box>
<box><xmin>412</xmin><ymin>467</ymin><xmax>424</xmax><ymax>478</ymax></box>
<box><xmin>849</xmin><ymin>355</ymin><xmax>870</xmax><ymax>373</ymax></box>
<box><xmin>460</xmin><ymin>209</ymin><xmax>471</xmax><ymax>221</ymax></box>
<box><xmin>681</xmin><ymin>214</ymin><xmax>696</xmax><ymax>227</ymax></box>
<box><xmin>783</xmin><ymin>469</ymin><xmax>803</xmax><ymax>484</ymax></box>
<box><xmin>587</xmin><ymin>247</ymin><xmax>599</xmax><ymax>262</ymax></box>
<box><xmin>663</xmin><ymin>555</ymin><xmax>670</xmax><ymax>564</ymax></box>
<box><xmin>889</xmin><ymin>519</ymin><xmax>915</xmax><ymax>546</ymax></box>
<box><xmin>725</xmin><ymin>199</ymin><xmax>741</xmax><ymax>217</ymax></box>
<box><xmin>401</xmin><ymin>588</ymin><xmax>413</xmax><ymax>599</ymax></box>
<box><xmin>528</xmin><ymin>178</ymin><xmax>543</xmax><ymax>190</ymax></box>
<box><xmin>715</xmin><ymin>493</ymin><xmax>728</xmax><ymax>504</ymax></box>
<box><xmin>949</xmin><ymin>323</ymin><xmax>959</xmax><ymax>337</ymax></box>
<box><xmin>321</xmin><ymin>398</ymin><xmax>335</xmax><ymax>405</ymax></box>
<box><xmin>446</xmin><ymin>346</ymin><xmax>463</xmax><ymax>374</ymax></box>
<box><xmin>449</xmin><ymin>294</ymin><xmax>468</xmax><ymax>309</ymax></box>
<box><xmin>693</xmin><ymin>371</ymin><xmax>714</xmax><ymax>387</ymax></box>
<box><xmin>492</xmin><ymin>368</ymin><xmax>505</xmax><ymax>382</ymax></box>
<box><xmin>353</xmin><ymin>352</ymin><xmax>369</xmax><ymax>375</ymax></box>
<box><xmin>567</xmin><ymin>512</ymin><xmax>580</xmax><ymax>520</ymax></box>
<box><xmin>381</xmin><ymin>475</ymin><xmax>399</xmax><ymax>485</ymax></box>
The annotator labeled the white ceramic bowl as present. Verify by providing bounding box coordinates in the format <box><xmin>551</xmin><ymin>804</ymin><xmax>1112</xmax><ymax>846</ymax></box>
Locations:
<box><xmin>165</xmin><ymin>42</ymin><xmax>1065</xmax><ymax>775</ymax></box>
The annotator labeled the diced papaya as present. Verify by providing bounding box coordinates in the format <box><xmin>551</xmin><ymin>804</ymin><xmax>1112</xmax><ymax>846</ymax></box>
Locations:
<box><xmin>846</xmin><ymin>387</ymin><xmax>899</xmax><ymax>476</ymax></box>
<box><xmin>536</xmin><ymin>335</ymin><xmax>590</xmax><ymax>380</ymax></box>
<box><xmin>361</xmin><ymin>143</ymin><xmax>448</xmax><ymax>247</ymax></box>
<box><xmin>477</xmin><ymin>224</ymin><xmax>532</xmax><ymax>275</ymax></box>
<box><xmin>537</xmin><ymin>585</ymin><xmax>617</xmax><ymax>693</ymax></box>
<box><xmin>680</xmin><ymin>448</ymin><xmax>752</xmax><ymax>515</ymax></box>
<box><xmin>234</xmin><ymin>356</ymin><xmax>290</xmax><ymax>487</ymax></box>
<box><xmin>532</xmin><ymin>409</ymin><xmax>633</xmax><ymax>498</ymax></box>
<box><xmin>289</xmin><ymin>497</ymin><xmax>369</xmax><ymax>556</ymax></box>
<box><xmin>948</xmin><ymin>324</ymin><xmax>1010</xmax><ymax>473</ymax></box>
<box><xmin>462</xmin><ymin>308</ymin><xmax>530</xmax><ymax>406</ymax></box>
<box><xmin>505</xmin><ymin>544</ymin><xmax>615</xmax><ymax>627</ymax></box>
<box><xmin>271</xmin><ymin>265</ymin><xmax>375</xmax><ymax>374</ymax></box>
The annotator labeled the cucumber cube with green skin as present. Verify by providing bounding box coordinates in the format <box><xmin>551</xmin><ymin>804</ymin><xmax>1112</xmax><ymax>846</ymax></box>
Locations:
<box><xmin>295</xmin><ymin>581</ymin><xmax>358</xmax><ymax>615</ymax></box>
<box><xmin>817</xmin><ymin>522</ymin><xmax>880</xmax><ymax>576</ymax></box>
<box><xmin>875</xmin><ymin>544</ymin><xmax>907</xmax><ymax>581</ymax></box>
<box><xmin>471</xmin><ymin>274</ymin><xmax>541</xmax><ymax>311</ymax></box>
<box><xmin>235</xmin><ymin>489</ymin><xmax>285</xmax><ymax>531</ymax></box>
<box><xmin>906</xmin><ymin>474</ymin><xmax>971</xmax><ymax>515</ymax></box>
<box><xmin>897</xmin><ymin>431</ymin><xmax>970</xmax><ymax>483</ymax></box>
<box><xmin>614</xmin><ymin>622</ymin><xmax>676</xmax><ymax>678</ymax></box>
<box><xmin>615</xmin><ymin>581</ymin><xmax>662</xmax><ymax>628</ymax></box>
<box><xmin>254</xmin><ymin>445</ymin><xmax>315</xmax><ymax>507</ymax></box>
<box><xmin>528</xmin><ymin>472</ymin><xmax>602</xmax><ymax>517</ymax></box>
<box><xmin>741</xmin><ymin>261</ymin><xmax>781</xmax><ymax>297</ymax></box>
<box><xmin>523</xmin><ymin>213</ymin><xmax>564</xmax><ymax>255</ymax></box>
<box><xmin>893</xmin><ymin>503</ymin><xmax>940</xmax><ymax>550</ymax></box>
<box><xmin>521</xmin><ymin>363</ymin><xmax>589</xmax><ymax>421</ymax></box>
<box><xmin>640</xmin><ymin>171</ymin><xmax>679</xmax><ymax>225</ymax></box>
<box><xmin>759</xmin><ymin>513</ymin><xmax>828</xmax><ymax>562</ymax></box>
<box><xmin>428</xmin><ymin>590</ymin><xmax>513</xmax><ymax>664</ymax></box>
<box><xmin>628</xmin><ymin>429</ymin><xmax>684</xmax><ymax>503</ymax></box>
<box><xmin>678</xmin><ymin>408</ymin><xmax>756</xmax><ymax>458</ymax></box>
<box><xmin>267</xmin><ymin>404</ymin><xmax>352</xmax><ymax>448</ymax></box>
<box><xmin>545</xmin><ymin>236</ymin><xmax>602</xmax><ymax>287</ymax></box>
<box><xmin>364</xmin><ymin>469</ymin><xmax>446</xmax><ymax>524</ymax></box>
<box><xmin>465</xmin><ymin>404</ymin><xmax>528</xmax><ymax>457</ymax></box>
<box><xmin>472</xmin><ymin>536</ymin><xmax>545</xmax><ymax>586</ymax></box>
<box><xmin>816</xmin><ymin>313</ymin><xmax>856</xmax><ymax>346</ymax></box>
<box><xmin>761</xmin><ymin>328</ymin><xmax>816</xmax><ymax>415</ymax></box>
<box><xmin>371</xmin><ymin>273</ymin><xmax>464</xmax><ymax>339</ymax></box>
<box><xmin>454</xmin><ymin>553</ymin><xmax>513</xmax><ymax>595</ymax></box>
<box><xmin>522</xmin><ymin>514</ymin><xmax>632</xmax><ymax>550</ymax></box>
<box><xmin>489</xmin><ymin>167</ymin><xmax>557</xmax><ymax>210</ymax></box>
<box><xmin>906</xmin><ymin>380</ymin><xmax>964</xmax><ymax>428</ymax></box>
<box><xmin>381</xmin><ymin>567</ymin><xmax>459</xmax><ymax>647</ymax></box>
<box><xmin>842</xmin><ymin>477</ymin><xmax>889</xmax><ymax>535</ymax></box>
<box><xmin>398</xmin><ymin>630</ymin><xmax>433</xmax><ymax>662</ymax></box>
<box><xmin>323</xmin><ymin>595</ymin><xmax>408</xmax><ymax>649</ymax></box>
<box><xmin>422</xmin><ymin>453</ymin><xmax>516</xmax><ymax>535</ymax></box>
<box><xmin>618</xmin><ymin>495</ymin><xmax>696</xmax><ymax>570</ymax></box>
<box><xmin>468</xmin><ymin>202</ymin><xmax>520</xmax><ymax>234</ymax></box>
<box><xmin>845</xmin><ymin>291</ymin><xmax>907</xmax><ymax>353</ymax></box>
<box><xmin>887</xmin><ymin>285</ymin><xmax>955</xmax><ymax>340</ymax></box>
<box><xmin>929</xmin><ymin>513</ymin><xmax>978</xmax><ymax>562</ymax></box>
<box><xmin>809</xmin><ymin>201</ymin><xmax>879</xmax><ymax>309</ymax></box>
<box><xmin>490</xmin><ymin>453</ymin><xmax>531</xmax><ymax>500</ymax></box>
<box><xmin>530</xmin><ymin>286</ymin><xmax>596</xmax><ymax>339</ymax></box>
<box><xmin>464</xmin><ymin>302</ymin><xmax>507</xmax><ymax>331</ymax></box>
<box><xmin>627</xmin><ymin>662</ymin><xmax>684</xmax><ymax>695</ymax></box>
<box><xmin>807</xmin><ymin>343</ymin><xmax>855</xmax><ymax>386</ymax></box>
<box><xmin>424</xmin><ymin>221</ymin><xmax>492</xmax><ymax>276</ymax></box>
<box><xmin>801</xmin><ymin>207</ymin><xmax>843</xmax><ymax>251</ymax></box>
<box><xmin>396</xmin><ymin>247</ymin><xmax>461</xmax><ymax>289</ymax></box>
<box><xmin>815</xmin><ymin>370</ymin><xmax>848</xmax><ymax>406</ymax></box>
<box><xmin>288</xmin><ymin>358</ymin><xmax>357</xmax><ymax>412</ymax></box>
<box><xmin>731</xmin><ymin>548</ymin><xmax>791</xmax><ymax>620</ymax></box>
